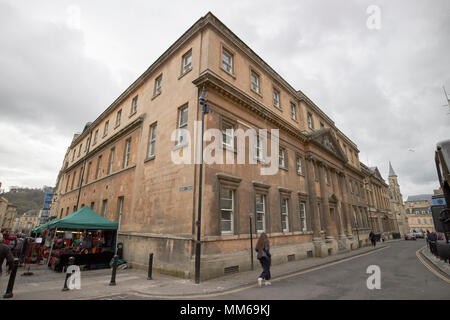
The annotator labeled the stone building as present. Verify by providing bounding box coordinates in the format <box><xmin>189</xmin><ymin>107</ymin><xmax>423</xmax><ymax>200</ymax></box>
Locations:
<box><xmin>18</xmin><ymin>210</ymin><xmax>40</xmax><ymax>234</ymax></box>
<box><xmin>387</xmin><ymin>162</ymin><xmax>409</xmax><ymax>236</ymax></box>
<box><xmin>53</xmin><ymin>12</ymin><xmax>373</xmax><ymax>280</ymax></box>
<box><xmin>405</xmin><ymin>194</ymin><xmax>434</xmax><ymax>233</ymax></box>
<box><xmin>0</xmin><ymin>197</ymin><xmax>17</xmax><ymax>231</ymax></box>
<box><xmin>362</xmin><ymin>165</ymin><xmax>398</xmax><ymax>239</ymax></box>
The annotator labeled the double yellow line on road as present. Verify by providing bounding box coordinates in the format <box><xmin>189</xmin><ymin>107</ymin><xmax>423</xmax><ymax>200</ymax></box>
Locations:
<box><xmin>416</xmin><ymin>246</ymin><xmax>450</xmax><ymax>284</ymax></box>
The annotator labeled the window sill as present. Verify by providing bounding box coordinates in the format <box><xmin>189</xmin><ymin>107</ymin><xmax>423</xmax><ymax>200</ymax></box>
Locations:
<box><xmin>129</xmin><ymin>111</ymin><xmax>137</xmax><ymax>118</ymax></box>
<box><xmin>274</xmin><ymin>105</ymin><xmax>283</xmax><ymax>111</ymax></box>
<box><xmin>279</xmin><ymin>166</ymin><xmax>288</xmax><ymax>172</ymax></box>
<box><xmin>151</xmin><ymin>91</ymin><xmax>162</xmax><ymax>101</ymax></box>
<box><xmin>102</xmin><ymin>134</ymin><xmax>108</xmax><ymax>139</ymax></box>
<box><xmin>251</xmin><ymin>88</ymin><xmax>263</xmax><ymax>98</ymax></box>
<box><xmin>114</xmin><ymin>123</ymin><xmax>120</xmax><ymax>130</ymax></box>
<box><xmin>144</xmin><ymin>155</ymin><xmax>155</xmax><ymax>163</ymax></box>
<box><xmin>221</xmin><ymin>67</ymin><xmax>236</xmax><ymax>79</ymax></box>
<box><xmin>178</xmin><ymin>68</ymin><xmax>192</xmax><ymax>80</ymax></box>
<box><xmin>297</xmin><ymin>172</ymin><xmax>305</xmax><ymax>177</ymax></box>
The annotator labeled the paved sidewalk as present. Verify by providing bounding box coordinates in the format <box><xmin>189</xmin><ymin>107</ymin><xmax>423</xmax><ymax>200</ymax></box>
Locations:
<box><xmin>420</xmin><ymin>245</ymin><xmax>450</xmax><ymax>277</ymax></box>
<box><xmin>0</xmin><ymin>241</ymin><xmax>395</xmax><ymax>300</ymax></box>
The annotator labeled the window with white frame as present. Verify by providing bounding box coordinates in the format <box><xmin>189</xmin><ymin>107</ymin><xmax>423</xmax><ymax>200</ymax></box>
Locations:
<box><xmin>222</xmin><ymin>48</ymin><xmax>233</xmax><ymax>73</ymax></box>
<box><xmin>251</xmin><ymin>70</ymin><xmax>260</xmax><ymax>93</ymax></box>
<box><xmin>307</xmin><ymin>113</ymin><xmax>314</xmax><ymax>129</ymax></box>
<box><xmin>116</xmin><ymin>109</ymin><xmax>122</xmax><ymax>127</ymax></box>
<box><xmin>123</xmin><ymin>138</ymin><xmax>131</xmax><ymax>168</ymax></box>
<box><xmin>296</xmin><ymin>156</ymin><xmax>303</xmax><ymax>175</ymax></box>
<box><xmin>101</xmin><ymin>199</ymin><xmax>107</xmax><ymax>217</ymax></box>
<box><xmin>281</xmin><ymin>198</ymin><xmax>289</xmax><ymax>232</ymax></box>
<box><xmin>255</xmin><ymin>133</ymin><xmax>263</xmax><ymax>161</ymax></box>
<box><xmin>117</xmin><ymin>197</ymin><xmax>124</xmax><ymax>221</ymax></box>
<box><xmin>273</xmin><ymin>89</ymin><xmax>280</xmax><ymax>108</ymax></box>
<box><xmin>96</xmin><ymin>155</ymin><xmax>102</xmax><ymax>179</ymax></box>
<box><xmin>291</xmin><ymin>102</ymin><xmax>297</xmax><ymax>120</ymax></box>
<box><xmin>177</xmin><ymin>105</ymin><xmax>188</xmax><ymax>145</ymax></box>
<box><xmin>154</xmin><ymin>75</ymin><xmax>162</xmax><ymax>96</ymax></box>
<box><xmin>220</xmin><ymin>188</ymin><xmax>234</xmax><ymax>234</ymax></box>
<box><xmin>148</xmin><ymin>123</ymin><xmax>157</xmax><ymax>158</ymax></box>
<box><xmin>131</xmin><ymin>95</ymin><xmax>138</xmax><ymax>114</ymax></box>
<box><xmin>104</xmin><ymin>120</ymin><xmax>109</xmax><ymax>136</ymax></box>
<box><xmin>255</xmin><ymin>194</ymin><xmax>266</xmax><ymax>232</ymax></box>
<box><xmin>222</xmin><ymin>122</ymin><xmax>234</xmax><ymax>149</ymax></box>
<box><xmin>182</xmin><ymin>50</ymin><xmax>192</xmax><ymax>74</ymax></box>
<box><xmin>299</xmin><ymin>201</ymin><xmax>307</xmax><ymax>231</ymax></box>
<box><xmin>108</xmin><ymin>148</ymin><xmax>115</xmax><ymax>174</ymax></box>
<box><xmin>279</xmin><ymin>147</ymin><xmax>286</xmax><ymax>168</ymax></box>
<box><xmin>94</xmin><ymin>130</ymin><xmax>99</xmax><ymax>144</ymax></box>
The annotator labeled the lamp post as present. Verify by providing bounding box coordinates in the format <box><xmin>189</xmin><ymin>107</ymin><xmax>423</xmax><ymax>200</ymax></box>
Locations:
<box><xmin>194</xmin><ymin>86</ymin><xmax>209</xmax><ymax>284</ymax></box>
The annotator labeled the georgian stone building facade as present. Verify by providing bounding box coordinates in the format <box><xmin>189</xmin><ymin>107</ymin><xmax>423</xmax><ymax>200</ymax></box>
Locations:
<box><xmin>53</xmin><ymin>13</ymin><xmax>373</xmax><ymax>280</ymax></box>
<box><xmin>405</xmin><ymin>195</ymin><xmax>434</xmax><ymax>233</ymax></box>
<box><xmin>0</xmin><ymin>197</ymin><xmax>17</xmax><ymax>231</ymax></box>
<box><xmin>362</xmin><ymin>165</ymin><xmax>398</xmax><ymax>239</ymax></box>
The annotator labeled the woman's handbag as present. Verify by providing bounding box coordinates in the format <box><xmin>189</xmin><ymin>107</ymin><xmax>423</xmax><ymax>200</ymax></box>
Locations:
<box><xmin>257</xmin><ymin>248</ymin><xmax>268</xmax><ymax>260</ymax></box>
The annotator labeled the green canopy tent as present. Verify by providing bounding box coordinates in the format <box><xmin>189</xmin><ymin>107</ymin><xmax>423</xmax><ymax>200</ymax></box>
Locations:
<box><xmin>45</xmin><ymin>207</ymin><xmax>118</xmax><ymax>268</ymax></box>
<box><xmin>47</xmin><ymin>206</ymin><xmax>118</xmax><ymax>230</ymax></box>
<box><xmin>31</xmin><ymin>218</ymin><xmax>61</xmax><ymax>234</ymax></box>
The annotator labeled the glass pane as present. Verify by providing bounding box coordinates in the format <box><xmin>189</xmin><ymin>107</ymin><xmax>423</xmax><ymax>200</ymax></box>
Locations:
<box><xmin>221</xmin><ymin>210</ymin><xmax>231</xmax><ymax>221</ymax></box>
<box><xmin>179</xmin><ymin>107</ymin><xmax>188</xmax><ymax>127</ymax></box>
<box><xmin>221</xmin><ymin>220</ymin><xmax>232</xmax><ymax>232</ymax></box>
<box><xmin>220</xmin><ymin>199</ymin><xmax>232</xmax><ymax>210</ymax></box>
<box><xmin>220</xmin><ymin>188</ymin><xmax>232</xmax><ymax>199</ymax></box>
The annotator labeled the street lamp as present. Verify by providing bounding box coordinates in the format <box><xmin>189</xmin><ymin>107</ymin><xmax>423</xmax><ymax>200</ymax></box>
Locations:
<box><xmin>194</xmin><ymin>86</ymin><xmax>209</xmax><ymax>284</ymax></box>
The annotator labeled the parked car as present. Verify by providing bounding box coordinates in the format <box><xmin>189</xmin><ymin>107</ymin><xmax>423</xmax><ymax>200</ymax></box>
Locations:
<box><xmin>405</xmin><ymin>233</ymin><xmax>416</xmax><ymax>240</ymax></box>
<box><xmin>414</xmin><ymin>232</ymin><xmax>425</xmax><ymax>239</ymax></box>
<box><xmin>411</xmin><ymin>230</ymin><xmax>424</xmax><ymax>238</ymax></box>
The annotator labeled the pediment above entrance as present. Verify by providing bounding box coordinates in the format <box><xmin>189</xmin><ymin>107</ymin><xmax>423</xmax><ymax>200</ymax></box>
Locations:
<box><xmin>307</xmin><ymin>129</ymin><xmax>348</xmax><ymax>163</ymax></box>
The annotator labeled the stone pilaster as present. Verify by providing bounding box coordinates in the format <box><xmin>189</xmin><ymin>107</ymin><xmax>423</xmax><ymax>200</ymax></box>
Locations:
<box><xmin>317</xmin><ymin>161</ymin><xmax>334</xmax><ymax>240</ymax></box>
<box><xmin>340</xmin><ymin>173</ymin><xmax>354</xmax><ymax>238</ymax></box>
<box><xmin>305</xmin><ymin>155</ymin><xmax>326</xmax><ymax>257</ymax></box>
<box><xmin>331</xmin><ymin>168</ymin><xmax>346</xmax><ymax>239</ymax></box>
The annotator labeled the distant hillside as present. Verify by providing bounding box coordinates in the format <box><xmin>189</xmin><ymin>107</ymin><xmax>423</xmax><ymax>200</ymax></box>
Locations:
<box><xmin>1</xmin><ymin>188</ymin><xmax>45</xmax><ymax>215</ymax></box>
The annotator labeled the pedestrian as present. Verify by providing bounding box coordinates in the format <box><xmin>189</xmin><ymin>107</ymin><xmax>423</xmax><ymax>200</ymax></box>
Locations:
<box><xmin>255</xmin><ymin>232</ymin><xmax>271</xmax><ymax>287</ymax></box>
<box><xmin>369</xmin><ymin>231</ymin><xmax>376</xmax><ymax>247</ymax></box>
<box><xmin>0</xmin><ymin>233</ymin><xmax>14</xmax><ymax>275</ymax></box>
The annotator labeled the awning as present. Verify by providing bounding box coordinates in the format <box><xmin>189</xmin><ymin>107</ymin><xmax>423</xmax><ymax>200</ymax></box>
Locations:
<box><xmin>47</xmin><ymin>206</ymin><xmax>118</xmax><ymax>230</ymax></box>
<box><xmin>31</xmin><ymin>219</ymin><xmax>60</xmax><ymax>233</ymax></box>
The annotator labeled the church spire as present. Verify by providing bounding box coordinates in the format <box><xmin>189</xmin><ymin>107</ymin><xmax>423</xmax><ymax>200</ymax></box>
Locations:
<box><xmin>388</xmin><ymin>161</ymin><xmax>397</xmax><ymax>177</ymax></box>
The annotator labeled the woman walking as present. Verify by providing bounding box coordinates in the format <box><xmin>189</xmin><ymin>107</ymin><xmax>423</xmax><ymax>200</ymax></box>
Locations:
<box><xmin>255</xmin><ymin>232</ymin><xmax>271</xmax><ymax>287</ymax></box>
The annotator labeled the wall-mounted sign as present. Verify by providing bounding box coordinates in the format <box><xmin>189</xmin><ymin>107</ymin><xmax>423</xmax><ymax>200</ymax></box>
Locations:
<box><xmin>179</xmin><ymin>186</ymin><xmax>193</xmax><ymax>192</ymax></box>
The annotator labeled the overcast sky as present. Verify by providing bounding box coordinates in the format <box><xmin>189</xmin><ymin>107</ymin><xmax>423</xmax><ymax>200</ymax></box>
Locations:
<box><xmin>0</xmin><ymin>0</ymin><xmax>449</xmax><ymax>200</ymax></box>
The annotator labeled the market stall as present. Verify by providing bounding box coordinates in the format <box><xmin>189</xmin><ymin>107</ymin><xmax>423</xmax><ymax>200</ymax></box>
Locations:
<box><xmin>41</xmin><ymin>207</ymin><xmax>118</xmax><ymax>272</ymax></box>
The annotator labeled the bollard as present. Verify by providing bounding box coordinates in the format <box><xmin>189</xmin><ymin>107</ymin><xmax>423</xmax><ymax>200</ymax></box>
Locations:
<box><xmin>62</xmin><ymin>256</ymin><xmax>75</xmax><ymax>292</ymax></box>
<box><xmin>147</xmin><ymin>253</ymin><xmax>153</xmax><ymax>280</ymax></box>
<box><xmin>109</xmin><ymin>255</ymin><xmax>118</xmax><ymax>286</ymax></box>
<box><xmin>3</xmin><ymin>258</ymin><xmax>19</xmax><ymax>299</ymax></box>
